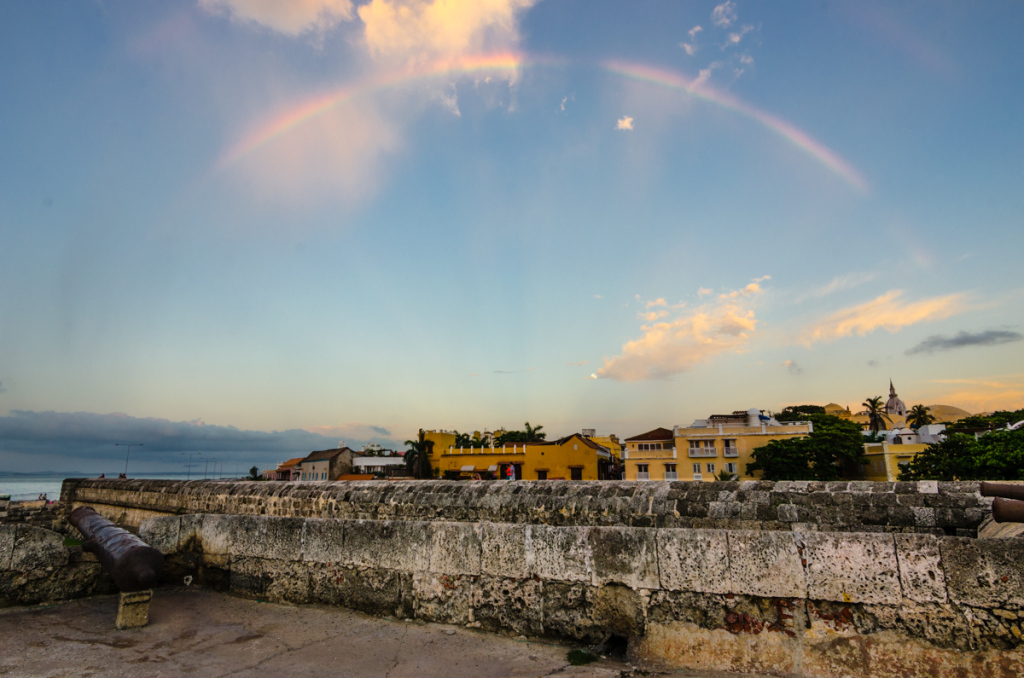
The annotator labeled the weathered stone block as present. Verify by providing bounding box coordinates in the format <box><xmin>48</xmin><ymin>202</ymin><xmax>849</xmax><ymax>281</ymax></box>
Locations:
<box><xmin>657</xmin><ymin>529</ymin><xmax>731</xmax><ymax>594</ymax></box>
<box><xmin>803</xmin><ymin>532</ymin><xmax>900</xmax><ymax>605</ymax></box>
<box><xmin>589</xmin><ymin>527</ymin><xmax>659</xmax><ymax>589</ymax></box>
<box><xmin>345</xmin><ymin>520</ymin><xmax>431</xmax><ymax>571</ymax></box>
<box><xmin>10</xmin><ymin>525</ymin><xmax>67</xmax><ymax>573</ymax></box>
<box><xmin>0</xmin><ymin>525</ymin><xmax>15</xmax><ymax>571</ymax></box>
<box><xmin>301</xmin><ymin>518</ymin><xmax>347</xmax><ymax>563</ymax></box>
<box><xmin>540</xmin><ymin>581</ymin><xmax>598</xmax><ymax>641</ymax></box>
<box><xmin>230</xmin><ymin>556</ymin><xmax>310</xmax><ymax>604</ymax></box>
<box><xmin>429</xmin><ymin>522</ymin><xmax>481</xmax><ymax>575</ymax></box>
<box><xmin>309</xmin><ymin>564</ymin><xmax>412</xmax><ymax>617</ymax></box>
<box><xmin>472</xmin><ymin>575</ymin><xmax>543</xmax><ymax>636</ymax></box>
<box><xmin>115</xmin><ymin>589</ymin><xmax>152</xmax><ymax>630</ymax></box>
<box><xmin>529</xmin><ymin>525</ymin><xmax>590</xmax><ymax>583</ymax></box>
<box><xmin>480</xmin><ymin>523</ymin><xmax>528</xmax><ymax>578</ymax></box>
<box><xmin>594</xmin><ymin>583</ymin><xmax>646</xmax><ymax>637</ymax></box>
<box><xmin>728</xmin><ymin>531</ymin><xmax>806</xmax><ymax>598</ymax></box>
<box><xmin>197</xmin><ymin>514</ymin><xmax>234</xmax><ymax>556</ymax></box>
<box><xmin>412</xmin><ymin>571</ymin><xmax>473</xmax><ymax>625</ymax></box>
<box><xmin>139</xmin><ymin>516</ymin><xmax>180</xmax><ymax>554</ymax></box>
<box><xmin>894</xmin><ymin>533</ymin><xmax>947</xmax><ymax>603</ymax></box>
<box><xmin>941</xmin><ymin>538</ymin><xmax>1024</xmax><ymax>608</ymax></box>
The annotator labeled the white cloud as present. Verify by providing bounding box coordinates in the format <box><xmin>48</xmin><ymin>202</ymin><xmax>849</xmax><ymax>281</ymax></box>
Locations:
<box><xmin>617</xmin><ymin>115</ymin><xmax>634</xmax><ymax>130</ymax></box>
<box><xmin>357</xmin><ymin>0</ymin><xmax>536</xmax><ymax>65</ymax></box>
<box><xmin>799</xmin><ymin>290</ymin><xmax>971</xmax><ymax>345</ymax></box>
<box><xmin>198</xmin><ymin>0</ymin><xmax>354</xmax><ymax>36</ymax></box>
<box><xmin>689</xmin><ymin>25</ymin><xmax>703</xmax><ymax>39</ymax></box>
<box><xmin>697</xmin><ymin>287</ymin><xmax>713</xmax><ymax>298</ymax></box>
<box><xmin>796</xmin><ymin>271</ymin><xmax>878</xmax><ymax>302</ymax></box>
<box><xmin>725</xmin><ymin>24</ymin><xmax>754</xmax><ymax>47</ymax></box>
<box><xmin>595</xmin><ymin>280</ymin><xmax>764</xmax><ymax>381</ymax></box>
<box><xmin>739</xmin><ymin>54</ymin><xmax>754</xmax><ymax>65</ymax></box>
<box><xmin>711</xmin><ymin>1</ymin><xmax>737</xmax><ymax>28</ymax></box>
<box><xmin>559</xmin><ymin>93</ymin><xmax>575</xmax><ymax>112</ymax></box>
<box><xmin>782</xmin><ymin>359</ymin><xmax>802</xmax><ymax>375</ymax></box>
<box><xmin>681</xmin><ymin>43</ymin><xmax>697</xmax><ymax>56</ymax></box>
<box><xmin>692</xmin><ymin>61</ymin><xmax>723</xmax><ymax>88</ymax></box>
<box><xmin>437</xmin><ymin>86</ymin><xmax>461</xmax><ymax>116</ymax></box>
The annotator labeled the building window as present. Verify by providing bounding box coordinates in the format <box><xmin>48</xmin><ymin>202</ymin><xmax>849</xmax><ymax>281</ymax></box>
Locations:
<box><xmin>724</xmin><ymin>463</ymin><xmax>737</xmax><ymax>474</ymax></box>
<box><xmin>638</xmin><ymin>442</ymin><xmax>664</xmax><ymax>451</ymax></box>
<box><xmin>689</xmin><ymin>440</ymin><xmax>716</xmax><ymax>457</ymax></box>
<box><xmin>537</xmin><ymin>470</ymin><xmax>548</xmax><ymax>480</ymax></box>
<box><xmin>570</xmin><ymin>467</ymin><xmax>583</xmax><ymax>480</ymax></box>
<box><xmin>723</xmin><ymin>439</ymin><xmax>738</xmax><ymax>457</ymax></box>
<box><xmin>692</xmin><ymin>463</ymin><xmax>701</xmax><ymax>474</ymax></box>
<box><xmin>706</xmin><ymin>463</ymin><xmax>716</xmax><ymax>474</ymax></box>
<box><xmin>665</xmin><ymin>464</ymin><xmax>676</xmax><ymax>473</ymax></box>
<box><xmin>637</xmin><ymin>464</ymin><xmax>649</xmax><ymax>473</ymax></box>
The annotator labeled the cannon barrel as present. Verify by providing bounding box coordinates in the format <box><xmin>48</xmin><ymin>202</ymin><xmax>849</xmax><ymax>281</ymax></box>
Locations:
<box><xmin>993</xmin><ymin>497</ymin><xmax>1024</xmax><ymax>524</ymax></box>
<box><xmin>980</xmin><ymin>482</ymin><xmax>1024</xmax><ymax>502</ymax></box>
<box><xmin>69</xmin><ymin>506</ymin><xmax>164</xmax><ymax>592</ymax></box>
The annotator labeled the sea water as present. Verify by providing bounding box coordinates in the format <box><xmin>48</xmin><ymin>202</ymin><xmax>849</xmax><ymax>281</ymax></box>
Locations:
<box><xmin>0</xmin><ymin>473</ymin><xmax>203</xmax><ymax>502</ymax></box>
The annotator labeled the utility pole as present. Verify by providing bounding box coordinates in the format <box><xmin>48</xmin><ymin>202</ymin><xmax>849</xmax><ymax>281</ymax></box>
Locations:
<box><xmin>115</xmin><ymin>443</ymin><xmax>144</xmax><ymax>477</ymax></box>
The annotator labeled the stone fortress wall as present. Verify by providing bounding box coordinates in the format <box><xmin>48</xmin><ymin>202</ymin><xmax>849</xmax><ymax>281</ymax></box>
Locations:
<box><xmin>3</xmin><ymin>478</ymin><xmax>1020</xmax><ymax>676</ymax></box>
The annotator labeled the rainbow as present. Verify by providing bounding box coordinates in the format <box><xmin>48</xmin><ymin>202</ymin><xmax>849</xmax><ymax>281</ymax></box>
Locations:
<box><xmin>215</xmin><ymin>53</ymin><xmax>869</xmax><ymax>194</ymax></box>
<box><xmin>602</xmin><ymin>60</ymin><xmax>869</xmax><ymax>193</ymax></box>
<box><xmin>215</xmin><ymin>52</ymin><xmax>527</xmax><ymax>171</ymax></box>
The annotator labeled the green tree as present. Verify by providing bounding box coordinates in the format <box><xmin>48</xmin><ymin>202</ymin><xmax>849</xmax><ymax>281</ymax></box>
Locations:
<box><xmin>948</xmin><ymin>409</ymin><xmax>1024</xmax><ymax>432</ymax></box>
<box><xmin>776</xmin><ymin>405</ymin><xmax>826</xmax><ymax>421</ymax></box>
<box><xmin>906</xmin><ymin>404</ymin><xmax>935</xmax><ymax>430</ymax></box>
<box><xmin>453</xmin><ymin>431</ymin><xmax>473</xmax><ymax>448</ymax></box>
<box><xmin>404</xmin><ymin>430</ymin><xmax>434</xmax><ymax>479</ymax></box>
<box><xmin>899</xmin><ymin>428</ymin><xmax>1024</xmax><ymax>481</ymax></box>
<box><xmin>746</xmin><ymin>415</ymin><xmax>866</xmax><ymax>481</ymax></box>
<box><xmin>524</xmin><ymin>422</ymin><xmax>546</xmax><ymax>442</ymax></box>
<box><xmin>862</xmin><ymin>396</ymin><xmax>890</xmax><ymax>434</ymax></box>
<box><xmin>249</xmin><ymin>465</ymin><xmax>260</xmax><ymax>480</ymax></box>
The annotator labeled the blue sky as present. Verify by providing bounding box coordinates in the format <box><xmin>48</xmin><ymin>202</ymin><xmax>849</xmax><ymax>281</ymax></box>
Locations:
<box><xmin>1</xmin><ymin>0</ymin><xmax>1022</xmax><ymax>472</ymax></box>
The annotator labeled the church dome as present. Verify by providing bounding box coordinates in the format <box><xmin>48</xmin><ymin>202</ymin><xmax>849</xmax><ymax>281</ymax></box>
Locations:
<box><xmin>885</xmin><ymin>380</ymin><xmax>907</xmax><ymax>417</ymax></box>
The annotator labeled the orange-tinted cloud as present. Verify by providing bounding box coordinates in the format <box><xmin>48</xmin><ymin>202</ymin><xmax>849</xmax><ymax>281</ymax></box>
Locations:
<box><xmin>799</xmin><ymin>290</ymin><xmax>969</xmax><ymax>345</ymax></box>
<box><xmin>358</xmin><ymin>0</ymin><xmax>536</xmax><ymax>65</ymax></box>
<box><xmin>595</xmin><ymin>281</ymin><xmax>763</xmax><ymax>381</ymax></box>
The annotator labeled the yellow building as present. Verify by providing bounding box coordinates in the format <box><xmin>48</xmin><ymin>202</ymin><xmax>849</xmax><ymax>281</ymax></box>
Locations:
<box><xmin>622</xmin><ymin>410</ymin><xmax>814</xmax><ymax>482</ymax></box>
<box><xmin>423</xmin><ymin>429</ymin><xmax>618</xmax><ymax>480</ymax></box>
<box><xmin>860</xmin><ymin>442</ymin><xmax>927</xmax><ymax>481</ymax></box>
<box><xmin>823</xmin><ymin>403</ymin><xmax>853</xmax><ymax>420</ymax></box>
<box><xmin>622</xmin><ymin>427</ymin><xmax>677</xmax><ymax>480</ymax></box>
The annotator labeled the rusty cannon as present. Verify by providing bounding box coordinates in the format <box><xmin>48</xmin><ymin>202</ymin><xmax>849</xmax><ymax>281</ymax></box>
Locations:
<box><xmin>980</xmin><ymin>482</ymin><xmax>1024</xmax><ymax>524</ymax></box>
<box><xmin>69</xmin><ymin>506</ymin><xmax>164</xmax><ymax>629</ymax></box>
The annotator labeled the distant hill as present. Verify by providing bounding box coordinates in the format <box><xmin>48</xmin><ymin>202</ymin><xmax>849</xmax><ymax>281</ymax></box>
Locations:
<box><xmin>925</xmin><ymin>404</ymin><xmax>972</xmax><ymax>423</ymax></box>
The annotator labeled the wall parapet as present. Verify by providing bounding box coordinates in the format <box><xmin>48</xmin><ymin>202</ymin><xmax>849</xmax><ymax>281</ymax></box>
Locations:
<box><xmin>141</xmin><ymin>512</ymin><xmax>1024</xmax><ymax>677</ymax></box>
<box><xmin>61</xmin><ymin>478</ymin><xmax>991</xmax><ymax>536</ymax></box>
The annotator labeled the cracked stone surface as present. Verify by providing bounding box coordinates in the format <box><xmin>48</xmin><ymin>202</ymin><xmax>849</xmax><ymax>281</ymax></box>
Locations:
<box><xmin>0</xmin><ymin>587</ymin><xmax>767</xmax><ymax>678</ymax></box>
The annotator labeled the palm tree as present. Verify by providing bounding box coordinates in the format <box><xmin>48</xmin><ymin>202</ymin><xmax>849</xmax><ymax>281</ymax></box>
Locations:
<box><xmin>523</xmin><ymin>422</ymin><xmax>546</xmax><ymax>442</ymax></box>
<box><xmin>404</xmin><ymin>430</ymin><xmax>434</xmax><ymax>479</ymax></box>
<box><xmin>454</xmin><ymin>431</ymin><xmax>472</xmax><ymax>448</ymax></box>
<box><xmin>907</xmin><ymin>404</ymin><xmax>935</xmax><ymax>430</ymax></box>
<box><xmin>862</xmin><ymin>396</ymin><xmax>890</xmax><ymax>434</ymax></box>
<box><xmin>715</xmin><ymin>469</ymin><xmax>737</xmax><ymax>481</ymax></box>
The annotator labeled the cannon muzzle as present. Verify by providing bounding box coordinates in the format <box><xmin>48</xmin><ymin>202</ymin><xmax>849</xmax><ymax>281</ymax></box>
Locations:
<box><xmin>69</xmin><ymin>506</ymin><xmax>164</xmax><ymax>592</ymax></box>
<box><xmin>993</xmin><ymin>497</ymin><xmax>1024</xmax><ymax>524</ymax></box>
<box><xmin>980</xmin><ymin>482</ymin><xmax>1024</xmax><ymax>502</ymax></box>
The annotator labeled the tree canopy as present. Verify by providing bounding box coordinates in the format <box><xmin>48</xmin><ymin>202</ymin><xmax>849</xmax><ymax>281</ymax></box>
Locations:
<box><xmin>746</xmin><ymin>414</ymin><xmax>866</xmax><ymax>481</ymax></box>
<box><xmin>898</xmin><ymin>428</ymin><xmax>1024</xmax><ymax>481</ymax></box>
<box><xmin>906</xmin><ymin>404</ymin><xmax>935</xmax><ymax>429</ymax></box>
<box><xmin>776</xmin><ymin>405</ymin><xmax>826</xmax><ymax>421</ymax></box>
<box><xmin>494</xmin><ymin>422</ymin><xmax>546</xmax><ymax>445</ymax></box>
<box><xmin>947</xmin><ymin>409</ymin><xmax>1024</xmax><ymax>432</ymax></box>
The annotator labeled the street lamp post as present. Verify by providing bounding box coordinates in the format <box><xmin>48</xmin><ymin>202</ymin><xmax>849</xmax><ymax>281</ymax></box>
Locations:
<box><xmin>182</xmin><ymin>452</ymin><xmax>201</xmax><ymax>481</ymax></box>
<box><xmin>115</xmin><ymin>443</ymin><xmax>144</xmax><ymax>477</ymax></box>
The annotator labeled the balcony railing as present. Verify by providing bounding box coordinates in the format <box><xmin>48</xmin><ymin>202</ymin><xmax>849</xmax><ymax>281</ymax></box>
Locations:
<box><xmin>724</xmin><ymin>447</ymin><xmax>739</xmax><ymax>458</ymax></box>
<box><xmin>636</xmin><ymin>472</ymin><xmax>650</xmax><ymax>481</ymax></box>
<box><xmin>664</xmin><ymin>472</ymin><xmax>678</xmax><ymax>481</ymax></box>
<box><xmin>688</xmin><ymin>447</ymin><xmax>717</xmax><ymax>458</ymax></box>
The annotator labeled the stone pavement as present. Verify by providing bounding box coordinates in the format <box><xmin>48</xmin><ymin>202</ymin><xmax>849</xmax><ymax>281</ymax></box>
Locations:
<box><xmin>0</xmin><ymin>588</ymin><xmax>758</xmax><ymax>678</ymax></box>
